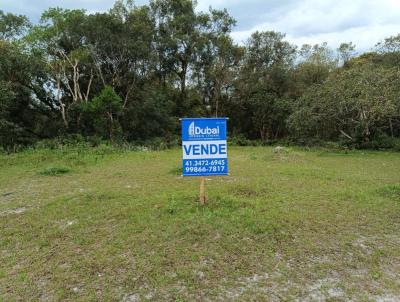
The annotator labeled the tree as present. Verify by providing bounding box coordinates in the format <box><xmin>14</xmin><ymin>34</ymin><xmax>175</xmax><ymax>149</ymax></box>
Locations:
<box><xmin>376</xmin><ymin>33</ymin><xmax>400</xmax><ymax>53</ymax></box>
<box><xmin>338</xmin><ymin>42</ymin><xmax>356</xmax><ymax>65</ymax></box>
<box><xmin>28</xmin><ymin>8</ymin><xmax>93</xmax><ymax>130</ymax></box>
<box><xmin>0</xmin><ymin>10</ymin><xmax>30</xmax><ymax>41</ymax></box>
<box><xmin>292</xmin><ymin>43</ymin><xmax>337</xmax><ymax>98</ymax></box>
<box><xmin>83</xmin><ymin>86</ymin><xmax>123</xmax><ymax>140</ymax></box>
<box><xmin>196</xmin><ymin>34</ymin><xmax>243</xmax><ymax>117</ymax></box>
<box><xmin>1</xmin><ymin>3</ymin><xmax>399</xmax><ymax>150</ymax></box>
<box><xmin>150</xmin><ymin>0</ymin><xmax>236</xmax><ymax>116</ymax></box>
<box><xmin>288</xmin><ymin>65</ymin><xmax>400</xmax><ymax>144</ymax></box>
<box><xmin>234</xmin><ymin>31</ymin><xmax>296</xmax><ymax>141</ymax></box>
<box><xmin>0</xmin><ymin>39</ymin><xmax>52</xmax><ymax>148</ymax></box>
<box><xmin>375</xmin><ymin>33</ymin><xmax>400</xmax><ymax>66</ymax></box>
<box><xmin>85</xmin><ymin>3</ymin><xmax>155</xmax><ymax>105</ymax></box>
<box><xmin>150</xmin><ymin>0</ymin><xmax>201</xmax><ymax>111</ymax></box>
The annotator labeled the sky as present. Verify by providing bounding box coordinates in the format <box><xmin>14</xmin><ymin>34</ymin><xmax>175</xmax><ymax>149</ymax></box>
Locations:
<box><xmin>2</xmin><ymin>0</ymin><xmax>400</xmax><ymax>52</ymax></box>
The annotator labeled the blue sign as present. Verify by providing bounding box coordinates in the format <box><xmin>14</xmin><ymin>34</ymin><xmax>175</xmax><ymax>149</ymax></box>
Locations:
<box><xmin>181</xmin><ymin>118</ymin><xmax>228</xmax><ymax>177</ymax></box>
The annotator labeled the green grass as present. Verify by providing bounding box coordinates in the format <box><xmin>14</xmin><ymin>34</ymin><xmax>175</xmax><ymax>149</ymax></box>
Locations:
<box><xmin>38</xmin><ymin>167</ymin><xmax>72</xmax><ymax>176</ymax></box>
<box><xmin>1</xmin><ymin>146</ymin><xmax>400</xmax><ymax>301</ymax></box>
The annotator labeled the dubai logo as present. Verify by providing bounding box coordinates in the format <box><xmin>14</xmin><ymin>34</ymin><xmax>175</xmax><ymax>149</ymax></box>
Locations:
<box><xmin>189</xmin><ymin>122</ymin><xmax>196</xmax><ymax>136</ymax></box>
<box><xmin>188</xmin><ymin>122</ymin><xmax>220</xmax><ymax>136</ymax></box>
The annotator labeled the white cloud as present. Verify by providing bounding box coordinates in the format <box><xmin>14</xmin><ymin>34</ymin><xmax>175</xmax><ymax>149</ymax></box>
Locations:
<box><xmin>196</xmin><ymin>0</ymin><xmax>245</xmax><ymax>12</ymax></box>
<box><xmin>229</xmin><ymin>0</ymin><xmax>400</xmax><ymax>51</ymax></box>
<box><xmin>2</xmin><ymin>0</ymin><xmax>400</xmax><ymax>51</ymax></box>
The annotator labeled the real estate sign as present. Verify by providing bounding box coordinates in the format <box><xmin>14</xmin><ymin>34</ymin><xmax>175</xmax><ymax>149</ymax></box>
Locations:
<box><xmin>181</xmin><ymin>118</ymin><xmax>228</xmax><ymax>177</ymax></box>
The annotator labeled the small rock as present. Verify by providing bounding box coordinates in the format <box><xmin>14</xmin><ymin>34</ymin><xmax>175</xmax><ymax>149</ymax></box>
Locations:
<box><xmin>122</xmin><ymin>293</ymin><xmax>140</xmax><ymax>302</ymax></box>
<box><xmin>196</xmin><ymin>271</ymin><xmax>205</xmax><ymax>279</ymax></box>
<box><xmin>273</xmin><ymin>146</ymin><xmax>289</xmax><ymax>154</ymax></box>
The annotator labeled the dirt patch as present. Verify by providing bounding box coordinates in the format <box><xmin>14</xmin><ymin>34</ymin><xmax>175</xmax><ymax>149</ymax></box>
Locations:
<box><xmin>373</xmin><ymin>294</ymin><xmax>400</xmax><ymax>302</ymax></box>
<box><xmin>57</xmin><ymin>220</ymin><xmax>77</xmax><ymax>230</ymax></box>
<box><xmin>37</xmin><ymin>278</ymin><xmax>54</xmax><ymax>302</ymax></box>
<box><xmin>122</xmin><ymin>293</ymin><xmax>140</xmax><ymax>302</ymax></box>
<box><xmin>230</xmin><ymin>185</ymin><xmax>268</xmax><ymax>198</ymax></box>
<box><xmin>0</xmin><ymin>207</ymin><xmax>27</xmax><ymax>216</ymax></box>
<box><xmin>352</xmin><ymin>236</ymin><xmax>373</xmax><ymax>255</ymax></box>
<box><xmin>220</xmin><ymin>273</ymin><xmax>271</xmax><ymax>300</ymax></box>
<box><xmin>298</xmin><ymin>277</ymin><xmax>345</xmax><ymax>302</ymax></box>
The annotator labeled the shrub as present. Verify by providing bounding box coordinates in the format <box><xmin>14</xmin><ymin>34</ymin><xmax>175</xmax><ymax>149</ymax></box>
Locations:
<box><xmin>356</xmin><ymin>134</ymin><xmax>400</xmax><ymax>150</ymax></box>
<box><xmin>230</xmin><ymin>134</ymin><xmax>254</xmax><ymax>146</ymax></box>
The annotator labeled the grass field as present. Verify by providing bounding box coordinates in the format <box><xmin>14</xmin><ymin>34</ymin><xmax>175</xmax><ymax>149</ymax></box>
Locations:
<box><xmin>1</xmin><ymin>146</ymin><xmax>400</xmax><ymax>301</ymax></box>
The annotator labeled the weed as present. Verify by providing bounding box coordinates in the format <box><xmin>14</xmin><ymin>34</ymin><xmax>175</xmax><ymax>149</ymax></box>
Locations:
<box><xmin>169</xmin><ymin>167</ymin><xmax>182</xmax><ymax>176</ymax></box>
<box><xmin>378</xmin><ymin>184</ymin><xmax>400</xmax><ymax>200</ymax></box>
<box><xmin>38</xmin><ymin>167</ymin><xmax>72</xmax><ymax>176</ymax></box>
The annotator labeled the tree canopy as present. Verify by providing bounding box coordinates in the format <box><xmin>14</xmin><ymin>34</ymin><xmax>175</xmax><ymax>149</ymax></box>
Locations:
<box><xmin>1</xmin><ymin>0</ymin><xmax>400</xmax><ymax>150</ymax></box>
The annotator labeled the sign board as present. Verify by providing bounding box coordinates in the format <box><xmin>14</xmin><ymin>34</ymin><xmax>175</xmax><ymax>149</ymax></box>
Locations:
<box><xmin>181</xmin><ymin>118</ymin><xmax>228</xmax><ymax>177</ymax></box>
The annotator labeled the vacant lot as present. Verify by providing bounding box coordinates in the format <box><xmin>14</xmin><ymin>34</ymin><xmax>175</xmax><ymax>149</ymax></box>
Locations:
<box><xmin>1</xmin><ymin>146</ymin><xmax>400</xmax><ymax>301</ymax></box>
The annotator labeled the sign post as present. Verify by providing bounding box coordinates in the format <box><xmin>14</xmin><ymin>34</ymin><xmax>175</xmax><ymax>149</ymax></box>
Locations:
<box><xmin>181</xmin><ymin>118</ymin><xmax>228</xmax><ymax>204</ymax></box>
<box><xmin>199</xmin><ymin>176</ymin><xmax>206</xmax><ymax>205</ymax></box>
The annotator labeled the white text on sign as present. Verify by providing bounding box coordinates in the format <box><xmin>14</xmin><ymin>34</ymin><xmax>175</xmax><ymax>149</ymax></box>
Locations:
<box><xmin>182</xmin><ymin>141</ymin><xmax>227</xmax><ymax>160</ymax></box>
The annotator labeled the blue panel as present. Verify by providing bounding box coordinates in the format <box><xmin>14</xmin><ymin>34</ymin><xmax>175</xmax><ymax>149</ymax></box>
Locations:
<box><xmin>181</xmin><ymin>118</ymin><xmax>228</xmax><ymax>177</ymax></box>
<box><xmin>182</xmin><ymin>158</ymin><xmax>228</xmax><ymax>176</ymax></box>
<box><xmin>181</xmin><ymin>118</ymin><xmax>227</xmax><ymax>142</ymax></box>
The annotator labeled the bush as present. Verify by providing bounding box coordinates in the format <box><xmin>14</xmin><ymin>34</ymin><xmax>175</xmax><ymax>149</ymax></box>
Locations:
<box><xmin>35</xmin><ymin>135</ymin><xmax>93</xmax><ymax>150</ymax></box>
<box><xmin>144</xmin><ymin>137</ymin><xmax>169</xmax><ymax>150</ymax></box>
<box><xmin>291</xmin><ymin>137</ymin><xmax>325</xmax><ymax>147</ymax></box>
<box><xmin>356</xmin><ymin>134</ymin><xmax>400</xmax><ymax>150</ymax></box>
<box><xmin>230</xmin><ymin>134</ymin><xmax>255</xmax><ymax>146</ymax></box>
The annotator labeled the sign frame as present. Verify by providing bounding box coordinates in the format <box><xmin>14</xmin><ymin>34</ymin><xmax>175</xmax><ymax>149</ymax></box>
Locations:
<box><xmin>181</xmin><ymin>117</ymin><xmax>229</xmax><ymax>177</ymax></box>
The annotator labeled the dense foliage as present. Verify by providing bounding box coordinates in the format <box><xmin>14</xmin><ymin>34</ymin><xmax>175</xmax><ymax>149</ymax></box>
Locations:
<box><xmin>1</xmin><ymin>1</ymin><xmax>400</xmax><ymax>150</ymax></box>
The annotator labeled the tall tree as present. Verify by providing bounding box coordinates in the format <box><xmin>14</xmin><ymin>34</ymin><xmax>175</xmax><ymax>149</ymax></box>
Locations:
<box><xmin>28</xmin><ymin>8</ymin><xmax>93</xmax><ymax>130</ymax></box>
<box><xmin>235</xmin><ymin>31</ymin><xmax>296</xmax><ymax>141</ymax></box>
<box><xmin>0</xmin><ymin>10</ymin><xmax>30</xmax><ymax>41</ymax></box>
<box><xmin>150</xmin><ymin>0</ymin><xmax>236</xmax><ymax>116</ymax></box>
<box><xmin>289</xmin><ymin>65</ymin><xmax>400</xmax><ymax>143</ymax></box>
<box><xmin>338</xmin><ymin>42</ymin><xmax>356</xmax><ymax>65</ymax></box>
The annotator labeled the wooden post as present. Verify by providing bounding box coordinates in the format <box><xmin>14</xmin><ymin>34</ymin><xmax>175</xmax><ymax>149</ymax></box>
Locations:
<box><xmin>199</xmin><ymin>177</ymin><xmax>206</xmax><ymax>205</ymax></box>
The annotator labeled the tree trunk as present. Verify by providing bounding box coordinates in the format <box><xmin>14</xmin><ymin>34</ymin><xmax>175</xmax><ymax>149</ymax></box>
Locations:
<box><xmin>215</xmin><ymin>97</ymin><xmax>219</xmax><ymax>118</ymax></box>
<box><xmin>180</xmin><ymin>61</ymin><xmax>187</xmax><ymax>95</ymax></box>
<box><xmin>389</xmin><ymin>118</ymin><xmax>394</xmax><ymax>138</ymax></box>
<box><xmin>175</xmin><ymin>62</ymin><xmax>187</xmax><ymax>116</ymax></box>
<box><xmin>84</xmin><ymin>69</ymin><xmax>94</xmax><ymax>102</ymax></box>
<box><xmin>275</xmin><ymin>126</ymin><xmax>280</xmax><ymax>139</ymax></box>
<box><xmin>260</xmin><ymin>125</ymin><xmax>267</xmax><ymax>142</ymax></box>
<box><xmin>57</xmin><ymin>73</ymin><xmax>68</xmax><ymax>129</ymax></box>
<box><xmin>364</xmin><ymin>122</ymin><xmax>370</xmax><ymax>142</ymax></box>
<box><xmin>77</xmin><ymin>112</ymin><xmax>82</xmax><ymax>131</ymax></box>
<box><xmin>107</xmin><ymin>112</ymin><xmax>114</xmax><ymax>141</ymax></box>
<box><xmin>61</xmin><ymin>104</ymin><xmax>68</xmax><ymax>128</ymax></box>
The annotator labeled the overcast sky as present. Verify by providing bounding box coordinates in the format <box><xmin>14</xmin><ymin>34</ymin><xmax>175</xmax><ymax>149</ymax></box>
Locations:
<box><xmin>2</xmin><ymin>0</ymin><xmax>400</xmax><ymax>52</ymax></box>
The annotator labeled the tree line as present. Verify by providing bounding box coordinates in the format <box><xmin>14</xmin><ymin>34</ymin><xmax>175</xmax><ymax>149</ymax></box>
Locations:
<box><xmin>1</xmin><ymin>0</ymin><xmax>400</xmax><ymax>150</ymax></box>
